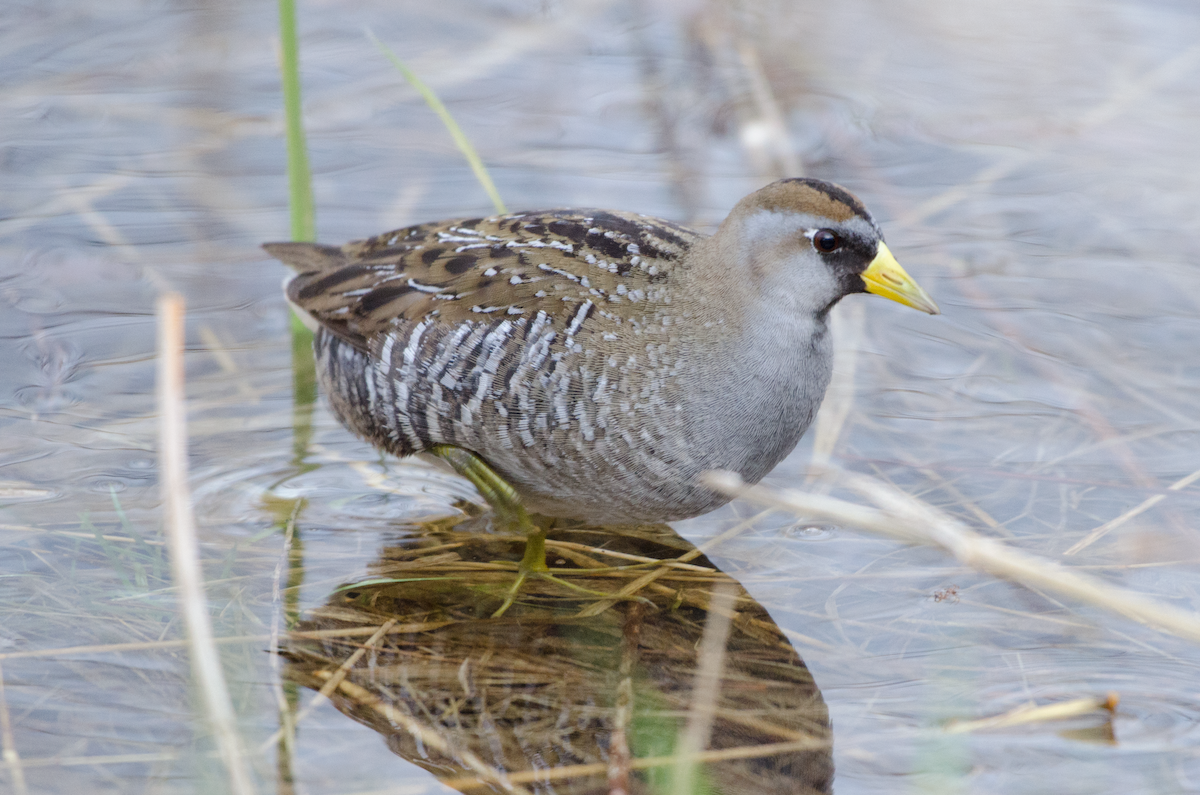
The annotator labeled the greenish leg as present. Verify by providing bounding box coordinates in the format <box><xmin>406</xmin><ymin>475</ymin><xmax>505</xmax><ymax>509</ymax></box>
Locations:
<box><xmin>430</xmin><ymin>445</ymin><xmax>548</xmax><ymax>617</ymax></box>
<box><xmin>428</xmin><ymin>445</ymin><xmax>529</xmax><ymax>532</ymax></box>
<box><xmin>429</xmin><ymin>445</ymin><xmax>645</xmax><ymax>617</ymax></box>
<box><xmin>518</xmin><ymin>525</ymin><xmax>549</xmax><ymax>573</ymax></box>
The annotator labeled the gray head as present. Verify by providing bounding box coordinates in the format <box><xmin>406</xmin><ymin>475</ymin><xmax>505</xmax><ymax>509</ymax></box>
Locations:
<box><xmin>716</xmin><ymin>178</ymin><xmax>938</xmax><ymax>318</ymax></box>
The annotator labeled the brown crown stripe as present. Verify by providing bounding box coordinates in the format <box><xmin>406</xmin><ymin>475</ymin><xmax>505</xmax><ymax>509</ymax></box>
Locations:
<box><xmin>752</xmin><ymin>179</ymin><xmax>868</xmax><ymax>223</ymax></box>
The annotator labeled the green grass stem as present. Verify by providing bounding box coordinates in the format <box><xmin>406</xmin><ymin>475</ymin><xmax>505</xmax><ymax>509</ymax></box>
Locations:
<box><xmin>275</xmin><ymin>0</ymin><xmax>317</xmax><ymax>469</ymax></box>
<box><xmin>278</xmin><ymin>0</ymin><xmax>316</xmax><ymax>243</ymax></box>
<box><xmin>368</xmin><ymin>30</ymin><xmax>508</xmax><ymax>215</ymax></box>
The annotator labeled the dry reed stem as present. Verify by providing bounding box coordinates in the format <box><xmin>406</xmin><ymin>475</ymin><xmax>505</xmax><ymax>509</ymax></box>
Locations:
<box><xmin>671</xmin><ymin>581</ymin><xmax>736</xmax><ymax>795</ymax></box>
<box><xmin>316</xmin><ymin>673</ymin><xmax>531</xmax><ymax>795</ymax></box>
<box><xmin>1065</xmin><ymin>465</ymin><xmax>1200</xmax><ymax>555</ymax></box>
<box><xmin>0</xmin><ymin>173</ymin><xmax>132</xmax><ymax>242</ymax></box>
<box><xmin>957</xmin><ymin>375</ymin><xmax>1167</xmax><ymax>515</ymax></box>
<box><xmin>608</xmin><ymin>605</ymin><xmax>643</xmax><ymax>795</ymax></box>
<box><xmin>439</xmin><ymin>738</ymin><xmax>830</xmax><ymax>791</ymax></box>
<box><xmin>546</xmin><ymin>540</ymin><xmax>715</xmax><ymax>572</ymax></box>
<box><xmin>0</xmin><ymin>662</ymin><xmax>28</xmax><ymax>795</ymax></box>
<box><xmin>704</xmin><ymin>469</ymin><xmax>1200</xmax><ymax>644</ymax></box>
<box><xmin>735</xmin><ymin>40</ymin><xmax>800</xmax><ymax>178</ymax></box>
<box><xmin>918</xmin><ymin>467</ymin><xmax>1009</xmax><ymax>537</ymax></box>
<box><xmin>258</xmin><ymin>619</ymin><xmax>398</xmax><ymax>755</ymax></box>
<box><xmin>810</xmin><ymin>301</ymin><xmax>863</xmax><ymax>472</ymax></box>
<box><xmin>902</xmin><ymin>56</ymin><xmax>1196</xmax><ymax>536</ymax></box>
<box><xmin>0</xmin><ymin>751</ymin><xmax>181</xmax><ymax>771</ymax></box>
<box><xmin>198</xmin><ymin>324</ymin><xmax>240</xmax><ymax>374</ymax></box>
<box><xmin>0</xmin><ymin>624</ymin><xmax>451</xmax><ymax>662</ymax></box>
<box><xmin>944</xmin><ymin>693</ymin><xmax>1119</xmax><ymax>734</ymax></box>
<box><xmin>158</xmin><ymin>293</ymin><xmax>258</xmax><ymax>795</ymax></box>
<box><xmin>267</xmin><ymin>502</ymin><xmax>301</xmax><ymax>760</ymax></box>
<box><xmin>896</xmin><ymin>43</ymin><xmax>1200</xmax><ymax>231</ymax></box>
<box><xmin>574</xmin><ymin>509</ymin><xmax>771</xmax><ymax>618</ymax></box>
<box><xmin>0</xmin><ymin>522</ymin><xmax>167</xmax><ymax>546</ymax></box>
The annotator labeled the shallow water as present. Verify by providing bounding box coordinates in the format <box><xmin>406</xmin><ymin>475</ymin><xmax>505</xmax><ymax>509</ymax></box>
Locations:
<box><xmin>3</xmin><ymin>0</ymin><xmax>1200</xmax><ymax>793</ymax></box>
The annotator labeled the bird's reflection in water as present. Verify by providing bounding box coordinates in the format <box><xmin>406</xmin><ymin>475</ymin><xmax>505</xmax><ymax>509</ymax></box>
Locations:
<box><xmin>285</xmin><ymin>516</ymin><xmax>832</xmax><ymax>794</ymax></box>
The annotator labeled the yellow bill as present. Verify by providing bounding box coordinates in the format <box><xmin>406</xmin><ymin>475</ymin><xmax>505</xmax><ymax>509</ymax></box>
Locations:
<box><xmin>861</xmin><ymin>242</ymin><xmax>939</xmax><ymax>315</ymax></box>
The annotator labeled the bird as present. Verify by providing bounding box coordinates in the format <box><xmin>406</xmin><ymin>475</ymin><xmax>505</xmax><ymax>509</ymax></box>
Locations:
<box><xmin>265</xmin><ymin>177</ymin><xmax>937</xmax><ymax>613</ymax></box>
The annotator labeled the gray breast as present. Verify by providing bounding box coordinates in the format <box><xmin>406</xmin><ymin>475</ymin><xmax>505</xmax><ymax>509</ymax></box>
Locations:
<box><xmin>313</xmin><ymin>309</ymin><xmax>828</xmax><ymax>524</ymax></box>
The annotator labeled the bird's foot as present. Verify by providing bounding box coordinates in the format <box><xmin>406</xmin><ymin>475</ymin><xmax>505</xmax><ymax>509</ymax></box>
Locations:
<box><xmin>430</xmin><ymin>445</ymin><xmax>556</xmax><ymax>617</ymax></box>
<box><xmin>487</xmin><ymin>525</ymin><xmax>552</xmax><ymax>617</ymax></box>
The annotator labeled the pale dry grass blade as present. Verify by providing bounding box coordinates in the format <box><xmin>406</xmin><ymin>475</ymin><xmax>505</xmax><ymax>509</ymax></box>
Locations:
<box><xmin>198</xmin><ymin>325</ymin><xmax>240</xmax><ymax>375</ymax></box>
<box><xmin>547</xmin><ymin>540</ymin><xmax>715</xmax><ymax>571</ymax></box>
<box><xmin>266</xmin><ymin>501</ymin><xmax>301</xmax><ymax>761</ymax></box>
<box><xmin>0</xmin><ymin>752</ymin><xmax>181</xmax><ymax>771</ymax></box>
<box><xmin>810</xmin><ymin>301</ymin><xmax>864</xmax><ymax>472</ymax></box>
<box><xmin>607</xmin><ymin>606</ymin><xmax>642</xmax><ymax>795</ymax></box>
<box><xmin>736</xmin><ymin>40</ymin><xmax>801</xmax><ymax>178</ymax></box>
<box><xmin>258</xmin><ymin>618</ymin><xmax>397</xmax><ymax>755</ymax></box>
<box><xmin>0</xmin><ymin>626</ymin><xmax>454</xmax><ymax>663</ymax></box>
<box><xmin>0</xmin><ymin>522</ymin><xmax>167</xmax><ymax>545</ymax></box>
<box><xmin>1076</xmin><ymin>43</ymin><xmax>1200</xmax><ymax>128</ymax></box>
<box><xmin>896</xmin><ymin>42</ymin><xmax>1200</xmax><ymax>231</ymax></box>
<box><xmin>944</xmin><ymin>693</ymin><xmax>1119</xmax><ymax>735</ymax></box>
<box><xmin>0</xmin><ymin>174</ymin><xmax>132</xmax><ymax>242</ymax></box>
<box><xmin>317</xmin><ymin>674</ymin><xmax>531</xmax><ymax>795</ymax></box>
<box><xmin>574</xmin><ymin>509</ymin><xmax>771</xmax><ymax>618</ymax></box>
<box><xmin>0</xmin><ymin>662</ymin><xmax>29</xmax><ymax>795</ymax></box>
<box><xmin>438</xmin><ymin>739</ymin><xmax>830</xmax><ymax>790</ymax></box>
<box><xmin>918</xmin><ymin>467</ymin><xmax>1010</xmax><ymax>537</ymax></box>
<box><xmin>671</xmin><ymin>581</ymin><xmax>737</xmax><ymax>795</ymax></box>
<box><xmin>158</xmin><ymin>294</ymin><xmax>258</xmax><ymax>795</ymax></box>
<box><xmin>703</xmin><ymin>469</ymin><xmax>1200</xmax><ymax>644</ymax></box>
<box><xmin>1065</xmin><ymin>466</ymin><xmax>1200</xmax><ymax>555</ymax></box>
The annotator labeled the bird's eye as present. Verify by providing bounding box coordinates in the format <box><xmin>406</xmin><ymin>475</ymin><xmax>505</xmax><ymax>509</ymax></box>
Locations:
<box><xmin>812</xmin><ymin>229</ymin><xmax>842</xmax><ymax>253</ymax></box>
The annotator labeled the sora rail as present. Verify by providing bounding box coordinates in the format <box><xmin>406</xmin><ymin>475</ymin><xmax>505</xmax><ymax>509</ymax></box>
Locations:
<box><xmin>266</xmin><ymin>178</ymin><xmax>937</xmax><ymax>606</ymax></box>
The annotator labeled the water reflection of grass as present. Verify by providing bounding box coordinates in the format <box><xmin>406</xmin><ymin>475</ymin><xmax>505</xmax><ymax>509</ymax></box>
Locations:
<box><xmin>14</xmin><ymin>519</ymin><xmax>172</xmax><ymax>625</ymax></box>
<box><xmin>283</xmin><ymin>520</ymin><xmax>833</xmax><ymax>795</ymax></box>
<box><xmin>80</xmin><ymin>489</ymin><xmax>168</xmax><ymax>599</ymax></box>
